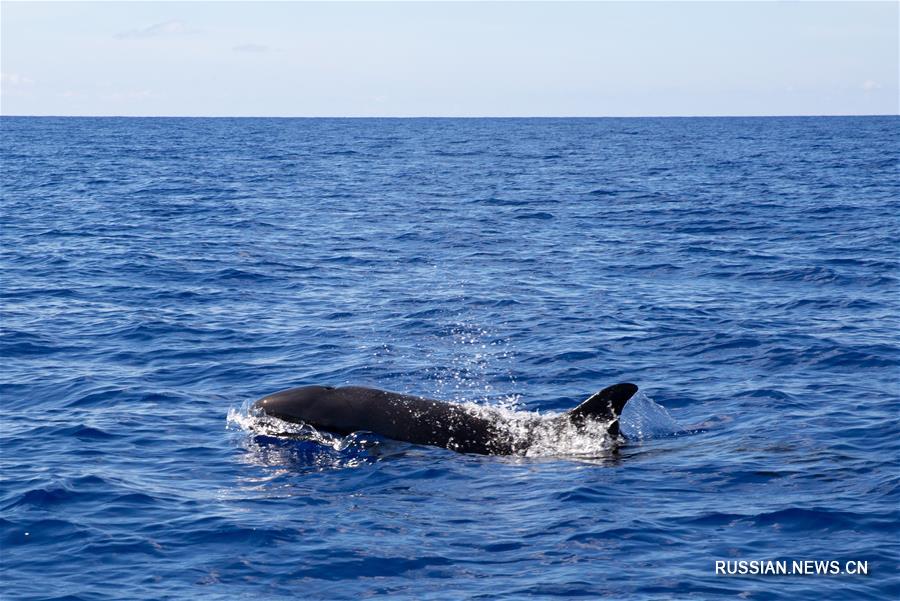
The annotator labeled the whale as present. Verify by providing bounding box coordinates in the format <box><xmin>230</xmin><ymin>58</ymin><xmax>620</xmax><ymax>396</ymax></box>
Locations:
<box><xmin>252</xmin><ymin>382</ymin><xmax>638</xmax><ymax>455</ymax></box>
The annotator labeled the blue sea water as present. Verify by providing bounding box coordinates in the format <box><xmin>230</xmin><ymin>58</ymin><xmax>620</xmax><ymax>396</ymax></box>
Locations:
<box><xmin>1</xmin><ymin>116</ymin><xmax>898</xmax><ymax>600</ymax></box>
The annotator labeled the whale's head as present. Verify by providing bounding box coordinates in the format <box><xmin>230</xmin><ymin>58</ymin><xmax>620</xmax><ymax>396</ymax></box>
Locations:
<box><xmin>253</xmin><ymin>385</ymin><xmax>337</xmax><ymax>424</ymax></box>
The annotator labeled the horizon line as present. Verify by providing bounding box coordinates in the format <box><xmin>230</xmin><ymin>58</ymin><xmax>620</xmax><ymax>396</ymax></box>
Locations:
<box><xmin>2</xmin><ymin>113</ymin><xmax>897</xmax><ymax>119</ymax></box>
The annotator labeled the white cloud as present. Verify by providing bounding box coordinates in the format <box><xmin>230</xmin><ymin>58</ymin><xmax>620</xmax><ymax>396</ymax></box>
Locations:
<box><xmin>56</xmin><ymin>89</ymin><xmax>154</xmax><ymax>102</ymax></box>
<box><xmin>102</xmin><ymin>89</ymin><xmax>155</xmax><ymax>102</ymax></box>
<box><xmin>862</xmin><ymin>80</ymin><xmax>881</xmax><ymax>92</ymax></box>
<box><xmin>233</xmin><ymin>43</ymin><xmax>270</xmax><ymax>53</ymax></box>
<box><xmin>115</xmin><ymin>20</ymin><xmax>193</xmax><ymax>40</ymax></box>
<box><xmin>1</xmin><ymin>72</ymin><xmax>35</xmax><ymax>86</ymax></box>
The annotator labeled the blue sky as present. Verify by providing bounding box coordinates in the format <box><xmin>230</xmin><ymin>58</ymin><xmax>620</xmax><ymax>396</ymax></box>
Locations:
<box><xmin>1</xmin><ymin>1</ymin><xmax>897</xmax><ymax>117</ymax></box>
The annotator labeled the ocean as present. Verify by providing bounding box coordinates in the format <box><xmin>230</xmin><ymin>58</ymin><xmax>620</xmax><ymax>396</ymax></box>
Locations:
<box><xmin>1</xmin><ymin>116</ymin><xmax>898</xmax><ymax>599</ymax></box>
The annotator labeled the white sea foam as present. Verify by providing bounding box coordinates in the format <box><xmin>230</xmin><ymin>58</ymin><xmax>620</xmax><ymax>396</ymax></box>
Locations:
<box><xmin>454</xmin><ymin>401</ymin><xmax>621</xmax><ymax>457</ymax></box>
<box><xmin>227</xmin><ymin>400</ymin><xmax>343</xmax><ymax>449</ymax></box>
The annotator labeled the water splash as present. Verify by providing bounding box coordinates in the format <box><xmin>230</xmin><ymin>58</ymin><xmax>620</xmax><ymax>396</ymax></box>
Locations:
<box><xmin>619</xmin><ymin>390</ymin><xmax>681</xmax><ymax>439</ymax></box>
<box><xmin>422</xmin><ymin>321</ymin><xmax>517</xmax><ymax>404</ymax></box>
<box><xmin>227</xmin><ymin>401</ymin><xmax>382</xmax><ymax>471</ymax></box>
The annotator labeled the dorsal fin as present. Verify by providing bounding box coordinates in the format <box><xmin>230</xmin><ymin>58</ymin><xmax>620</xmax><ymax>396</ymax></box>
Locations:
<box><xmin>566</xmin><ymin>383</ymin><xmax>638</xmax><ymax>437</ymax></box>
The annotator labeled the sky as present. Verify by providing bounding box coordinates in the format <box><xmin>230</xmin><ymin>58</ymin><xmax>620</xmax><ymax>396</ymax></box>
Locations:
<box><xmin>1</xmin><ymin>1</ymin><xmax>897</xmax><ymax>117</ymax></box>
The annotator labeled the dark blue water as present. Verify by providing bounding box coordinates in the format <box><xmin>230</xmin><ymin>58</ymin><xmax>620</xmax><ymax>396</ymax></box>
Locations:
<box><xmin>2</xmin><ymin>116</ymin><xmax>898</xmax><ymax>600</ymax></box>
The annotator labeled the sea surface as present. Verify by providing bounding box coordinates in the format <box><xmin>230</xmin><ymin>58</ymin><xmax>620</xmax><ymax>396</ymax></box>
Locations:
<box><xmin>1</xmin><ymin>116</ymin><xmax>898</xmax><ymax>600</ymax></box>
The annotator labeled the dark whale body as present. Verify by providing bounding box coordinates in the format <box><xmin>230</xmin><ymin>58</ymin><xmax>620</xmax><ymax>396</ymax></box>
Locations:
<box><xmin>253</xmin><ymin>383</ymin><xmax>638</xmax><ymax>455</ymax></box>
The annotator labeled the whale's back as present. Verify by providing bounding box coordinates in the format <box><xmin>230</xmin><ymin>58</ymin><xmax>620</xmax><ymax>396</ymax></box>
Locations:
<box><xmin>254</xmin><ymin>383</ymin><xmax>639</xmax><ymax>455</ymax></box>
